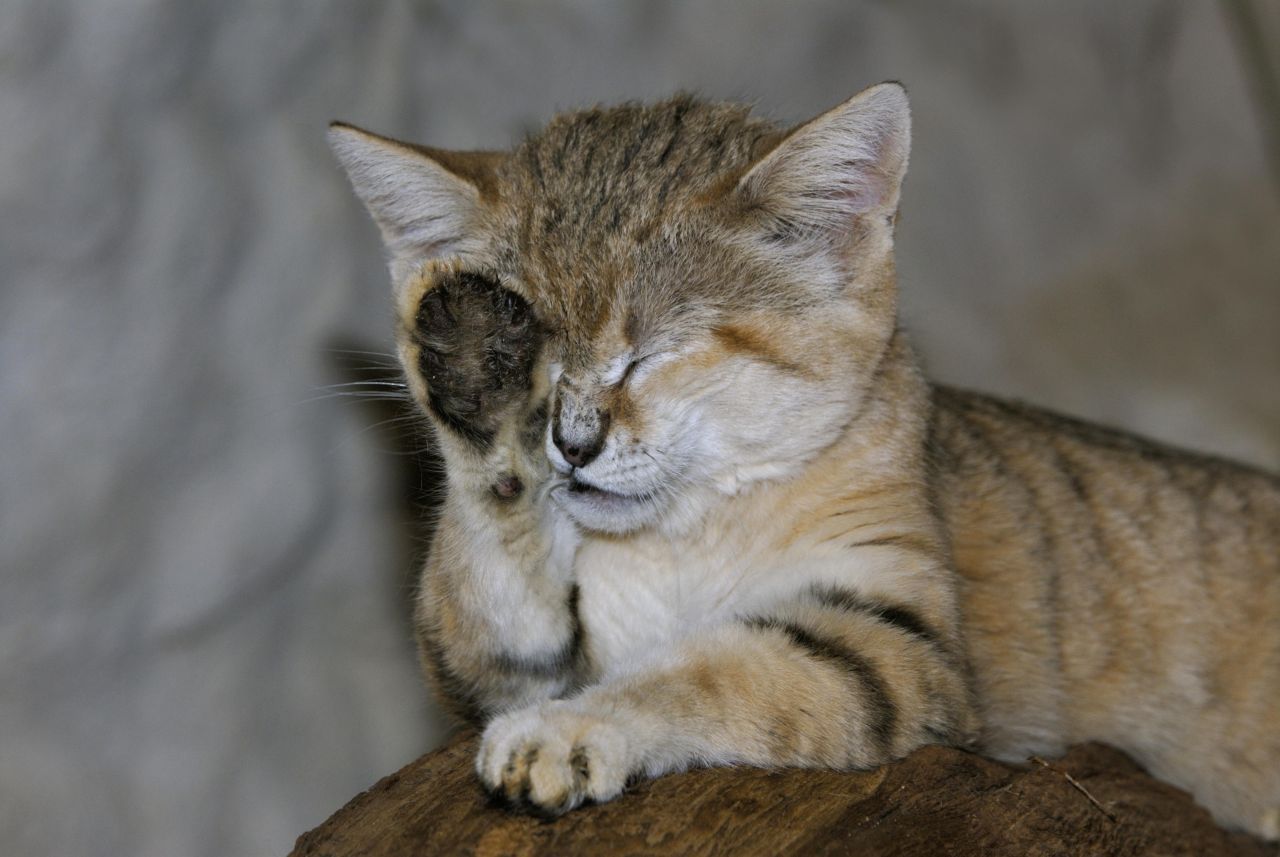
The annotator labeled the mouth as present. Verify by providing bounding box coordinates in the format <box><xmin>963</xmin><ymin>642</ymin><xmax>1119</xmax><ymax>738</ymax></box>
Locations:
<box><xmin>566</xmin><ymin>476</ymin><xmax>642</xmax><ymax>505</ymax></box>
<box><xmin>551</xmin><ymin>474</ymin><xmax>666</xmax><ymax>534</ymax></box>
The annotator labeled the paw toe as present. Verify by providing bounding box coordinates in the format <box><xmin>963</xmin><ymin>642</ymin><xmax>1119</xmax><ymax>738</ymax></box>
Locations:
<box><xmin>477</xmin><ymin>704</ymin><xmax>633</xmax><ymax>816</ymax></box>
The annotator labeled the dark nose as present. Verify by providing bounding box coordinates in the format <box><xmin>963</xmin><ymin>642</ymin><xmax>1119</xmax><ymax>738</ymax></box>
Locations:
<box><xmin>553</xmin><ymin>412</ymin><xmax>609</xmax><ymax>468</ymax></box>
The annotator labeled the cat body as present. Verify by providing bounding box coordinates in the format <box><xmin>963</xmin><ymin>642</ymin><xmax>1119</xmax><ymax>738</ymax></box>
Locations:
<box><xmin>330</xmin><ymin>84</ymin><xmax>1280</xmax><ymax>838</ymax></box>
<box><xmin>935</xmin><ymin>389</ymin><xmax>1280</xmax><ymax>834</ymax></box>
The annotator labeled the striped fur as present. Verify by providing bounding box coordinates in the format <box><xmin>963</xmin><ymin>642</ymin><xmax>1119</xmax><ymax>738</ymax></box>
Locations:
<box><xmin>330</xmin><ymin>84</ymin><xmax>1280</xmax><ymax>838</ymax></box>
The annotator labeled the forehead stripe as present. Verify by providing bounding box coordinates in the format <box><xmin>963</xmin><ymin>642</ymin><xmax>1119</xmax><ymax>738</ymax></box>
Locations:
<box><xmin>712</xmin><ymin>323</ymin><xmax>807</xmax><ymax>376</ymax></box>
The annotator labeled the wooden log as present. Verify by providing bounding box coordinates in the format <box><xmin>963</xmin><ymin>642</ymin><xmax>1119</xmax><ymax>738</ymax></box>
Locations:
<box><xmin>291</xmin><ymin>735</ymin><xmax>1275</xmax><ymax>856</ymax></box>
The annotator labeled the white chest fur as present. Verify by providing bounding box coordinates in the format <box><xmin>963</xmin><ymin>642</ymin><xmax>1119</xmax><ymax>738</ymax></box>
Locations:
<box><xmin>574</xmin><ymin>534</ymin><xmax>716</xmax><ymax>674</ymax></box>
<box><xmin>570</xmin><ymin>504</ymin><xmax>916</xmax><ymax>679</ymax></box>
<box><xmin>572</xmin><ymin>520</ymin><xmax>810</xmax><ymax>675</ymax></box>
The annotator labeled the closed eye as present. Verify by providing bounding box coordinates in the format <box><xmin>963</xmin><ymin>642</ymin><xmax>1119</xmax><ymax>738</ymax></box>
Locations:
<box><xmin>620</xmin><ymin>354</ymin><xmax>655</xmax><ymax>386</ymax></box>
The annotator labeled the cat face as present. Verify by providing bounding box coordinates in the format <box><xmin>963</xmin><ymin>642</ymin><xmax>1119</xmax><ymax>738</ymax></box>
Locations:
<box><xmin>331</xmin><ymin>84</ymin><xmax>911</xmax><ymax>534</ymax></box>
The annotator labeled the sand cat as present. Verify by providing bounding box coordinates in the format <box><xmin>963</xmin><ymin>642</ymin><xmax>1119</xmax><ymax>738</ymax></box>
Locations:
<box><xmin>329</xmin><ymin>82</ymin><xmax>1280</xmax><ymax>838</ymax></box>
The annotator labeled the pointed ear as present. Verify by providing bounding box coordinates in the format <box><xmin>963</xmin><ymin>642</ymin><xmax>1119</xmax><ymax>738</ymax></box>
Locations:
<box><xmin>327</xmin><ymin>122</ymin><xmax>503</xmax><ymax>262</ymax></box>
<box><xmin>732</xmin><ymin>82</ymin><xmax>911</xmax><ymax>241</ymax></box>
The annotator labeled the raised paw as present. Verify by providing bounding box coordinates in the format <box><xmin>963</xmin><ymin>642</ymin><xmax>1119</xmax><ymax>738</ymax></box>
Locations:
<box><xmin>412</xmin><ymin>271</ymin><xmax>542</xmax><ymax>447</ymax></box>
<box><xmin>477</xmin><ymin>702</ymin><xmax>632</xmax><ymax>816</ymax></box>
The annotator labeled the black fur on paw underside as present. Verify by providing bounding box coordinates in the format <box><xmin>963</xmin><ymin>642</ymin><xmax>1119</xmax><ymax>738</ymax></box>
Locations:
<box><xmin>413</xmin><ymin>271</ymin><xmax>544</xmax><ymax>448</ymax></box>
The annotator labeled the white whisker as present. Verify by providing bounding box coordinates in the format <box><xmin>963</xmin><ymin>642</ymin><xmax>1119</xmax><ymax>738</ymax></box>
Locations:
<box><xmin>325</xmin><ymin>347</ymin><xmax>399</xmax><ymax>360</ymax></box>
<box><xmin>319</xmin><ymin>380</ymin><xmax>408</xmax><ymax>389</ymax></box>
<box><xmin>291</xmin><ymin>390</ymin><xmax>411</xmax><ymax>407</ymax></box>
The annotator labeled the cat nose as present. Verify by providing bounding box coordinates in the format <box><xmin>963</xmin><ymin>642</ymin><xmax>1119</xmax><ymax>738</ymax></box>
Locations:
<box><xmin>553</xmin><ymin>410</ymin><xmax>610</xmax><ymax>469</ymax></box>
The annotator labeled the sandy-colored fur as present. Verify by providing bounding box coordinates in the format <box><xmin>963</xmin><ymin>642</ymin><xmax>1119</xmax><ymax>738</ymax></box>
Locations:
<box><xmin>933</xmin><ymin>388</ymin><xmax>1280</xmax><ymax>834</ymax></box>
<box><xmin>330</xmin><ymin>84</ymin><xmax>1280</xmax><ymax>837</ymax></box>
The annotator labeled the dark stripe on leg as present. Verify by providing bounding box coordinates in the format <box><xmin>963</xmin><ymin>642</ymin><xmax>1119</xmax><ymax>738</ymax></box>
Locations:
<box><xmin>491</xmin><ymin>584</ymin><xmax>583</xmax><ymax>678</ymax></box>
<box><xmin>418</xmin><ymin>625</ymin><xmax>484</xmax><ymax>725</ymax></box>
<box><xmin>806</xmin><ymin>585</ymin><xmax>938</xmax><ymax>646</ymax></box>
<box><xmin>745</xmin><ymin>617</ymin><xmax>896</xmax><ymax>752</ymax></box>
<box><xmin>566</xmin><ymin>583</ymin><xmax>584</xmax><ymax>666</ymax></box>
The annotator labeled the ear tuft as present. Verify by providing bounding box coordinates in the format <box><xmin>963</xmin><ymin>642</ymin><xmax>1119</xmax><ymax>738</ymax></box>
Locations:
<box><xmin>327</xmin><ymin>123</ymin><xmax>492</xmax><ymax>262</ymax></box>
<box><xmin>734</xmin><ymin>82</ymin><xmax>911</xmax><ymax>240</ymax></box>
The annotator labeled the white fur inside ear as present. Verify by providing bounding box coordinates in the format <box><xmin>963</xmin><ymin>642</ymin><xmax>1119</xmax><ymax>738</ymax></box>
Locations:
<box><xmin>736</xmin><ymin>82</ymin><xmax>911</xmax><ymax>234</ymax></box>
<box><xmin>327</xmin><ymin>124</ymin><xmax>481</xmax><ymax>260</ymax></box>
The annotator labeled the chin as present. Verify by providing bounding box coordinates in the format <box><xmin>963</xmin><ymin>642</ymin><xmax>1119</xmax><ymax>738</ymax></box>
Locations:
<box><xmin>552</xmin><ymin>478</ymin><xmax>665</xmax><ymax>534</ymax></box>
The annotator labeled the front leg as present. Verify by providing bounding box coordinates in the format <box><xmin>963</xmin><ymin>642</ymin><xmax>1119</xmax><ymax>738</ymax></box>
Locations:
<box><xmin>478</xmin><ymin>586</ymin><xmax>977</xmax><ymax>813</ymax></box>
<box><xmin>415</xmin><ymin>483</ymin><xmax>580</xmax><ymax>723</ymax></box>
<box><xmin>403</xmin><ymin>271</ymin><xmax>581</xmax><ymax>722</ymax></box>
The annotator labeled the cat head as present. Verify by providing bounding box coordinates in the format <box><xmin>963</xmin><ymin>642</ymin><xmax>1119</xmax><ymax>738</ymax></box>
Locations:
<box><xmin>330</xmin><ymin>83</ymin><xmax>910</xmax><ymax>535</ymax></box>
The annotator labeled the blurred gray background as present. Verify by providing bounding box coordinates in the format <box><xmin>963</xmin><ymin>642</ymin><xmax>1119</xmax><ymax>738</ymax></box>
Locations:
<box><xmin>3</xmin><ymin>2</ymin><xmax>1278</xmax><ymax>856</ymax></box>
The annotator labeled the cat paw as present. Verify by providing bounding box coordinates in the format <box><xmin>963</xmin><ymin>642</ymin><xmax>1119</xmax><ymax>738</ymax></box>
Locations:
<box><xmin>477</xmin><ymin>701</ymin><xmax>632</xmax><ymax>816</ymax></box>
<box><xmin>412</xmin><ymin>272</ymin><xmax>542</xmax><ymax>447</ymax></box>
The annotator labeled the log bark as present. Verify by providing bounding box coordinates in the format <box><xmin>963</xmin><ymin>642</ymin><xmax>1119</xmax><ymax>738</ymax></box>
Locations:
<box><xmin>291</xmin><ymin>735</ymin><xmax>1275</xmax><ymax>856</ymax></box>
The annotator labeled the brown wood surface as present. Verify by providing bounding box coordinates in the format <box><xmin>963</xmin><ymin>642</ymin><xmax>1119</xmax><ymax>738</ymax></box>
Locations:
<box><xmin>291</xmin><ymin>735</ymin><xmax>1276</xmax><ymax>856</ymax></box>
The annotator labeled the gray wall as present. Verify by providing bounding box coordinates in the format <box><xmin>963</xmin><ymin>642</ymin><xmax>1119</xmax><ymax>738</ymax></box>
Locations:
<box><xmin>3</xmin><ymin>2</ymin><xmax>1277</xmax><ymax>856</ymax></box>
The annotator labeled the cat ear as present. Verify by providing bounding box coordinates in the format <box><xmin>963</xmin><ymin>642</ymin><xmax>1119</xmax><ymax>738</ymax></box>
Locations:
<box><xmin>732</xmin><ymin>82</ymin><xmax>910</xmax><ymax>240</ymax></box>
<box><xmin>327</xmin><ymin>122</ymin><xmax>501</xmax><ymax>261</ymax></box>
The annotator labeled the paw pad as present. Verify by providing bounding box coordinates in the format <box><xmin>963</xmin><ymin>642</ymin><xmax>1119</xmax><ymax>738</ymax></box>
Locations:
<box><xmin>412</xmin><ymin>272</ymin><xmax>542</xmax><ymax>446</ymax></box>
